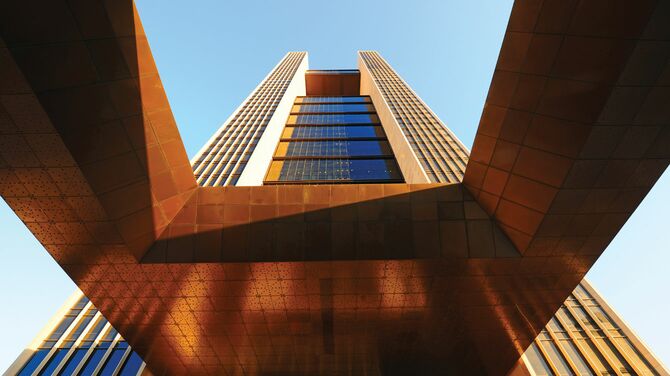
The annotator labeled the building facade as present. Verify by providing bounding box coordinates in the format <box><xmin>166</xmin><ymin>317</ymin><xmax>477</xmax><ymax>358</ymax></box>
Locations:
<box><xmin>4</xmin><ymin>50</ymin><xmax>668</xmax><ymax>375</ymax></box>
<box><xmin>7</xmin><ymin>282</ymin><xmax>666</xmax><ymax>376</ymax></box>
<box><xmin>4</xmin><ymin>293</ymin><xmax>148</xmax><ymax>376</ymax></box>
<box><xmin>513</xmin><ymin>281</ymin><xmax>667</xmax><ymax>376</ymax></box>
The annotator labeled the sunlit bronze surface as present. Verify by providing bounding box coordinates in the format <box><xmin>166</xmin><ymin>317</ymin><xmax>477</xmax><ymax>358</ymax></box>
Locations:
<box><xmin>305</xmin><ymin>70</ymin><xmax>360</xmax><ymax>96</ymax></box>
<box><xmin>1</xmin><ymin>0</ymin><xmax>668</xmax><ymax>375</ymax></box>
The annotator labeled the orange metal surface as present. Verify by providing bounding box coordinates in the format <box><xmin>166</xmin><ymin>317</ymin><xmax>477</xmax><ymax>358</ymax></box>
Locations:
<box><xmin>305</xmin><ymin>71</ymin><xmax>360</xmax><ymax>96</ymax></box>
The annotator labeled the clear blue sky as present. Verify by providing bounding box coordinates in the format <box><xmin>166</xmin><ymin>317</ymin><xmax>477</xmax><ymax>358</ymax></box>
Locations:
<box><xmin>1</xmin><ymin>0</ymin><xmax>668</xmax><ymax>371</ymax></box>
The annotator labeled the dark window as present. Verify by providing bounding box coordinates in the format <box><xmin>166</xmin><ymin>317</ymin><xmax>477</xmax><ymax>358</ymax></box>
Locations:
<box><xmin>283</xmin><ymin>125</ymin><xmax>384</xmax><ymax>139</ymax></box>
<box><xmin>18</xmin><ymin>349</ymin><xmax>49</xmax><ymax>376</ymax></box>
<box><xmin>60</xmin><ymin>348</ymin><xmax>88</xmax><ymax>375</ymax></box>
<box><xmin>38</xmin><ymin>349</ymin><xmax>68</xmax><ymax>375</ymax></box>
<box><xmin>288</xmin><ymin>114</ymin><xmax>379</xmax><ymax>125</ymax></box>
<box><xmin>79</xmin><ymin>349</ymin><xmax>107</xmax><ymax>376</ymax></box>
<box><xmin>118</xmin><ymin>352</ymin><xmax>144</xmax><ymax>376</ymax></box>
<box><xmin>100</xmin><ymin>348</ymin><xmax>126</xmax><ymax>376</ymax></box>
<box><xmin>268</xmin><ymin>159</ymin><xmax>401</xmax><ymax>182</ymax></box>
<box><xmin>277</xmin><ymin>140</ymin><xmax>392</xmax><ymax>158</ymax></box>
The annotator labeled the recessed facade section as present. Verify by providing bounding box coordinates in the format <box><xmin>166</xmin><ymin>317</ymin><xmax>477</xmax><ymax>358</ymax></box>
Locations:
<box><xmin>305</xmin><ymin>69</ymin><xmax>360</xmax><ymax>96</ymax></box>
<box><xmin>265</xmin><ymin>95</ymin><xmax>403</xmax><ymax>184</ymax></box>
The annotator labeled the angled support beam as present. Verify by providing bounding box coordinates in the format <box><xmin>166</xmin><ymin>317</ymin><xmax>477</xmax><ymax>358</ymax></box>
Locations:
<box><xmin>465</xmin><ymin>0</ymin><xmax>670</xmax><ymax>259</ymax></box>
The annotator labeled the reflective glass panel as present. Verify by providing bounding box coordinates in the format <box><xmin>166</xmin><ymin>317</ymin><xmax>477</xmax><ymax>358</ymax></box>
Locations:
<box><xmin>267</xmin><ymin>159</ymin><xmax>402</xmax><ymax>182</ymax></box>
<box><xmin>80</xmin><ymin>349</ymin><xmax>106</xmax><ymax>376</ymax></box>
<box><xmin>525</xmin><ymin>343</ymin><xmax>552</xmax><ymax>376</ymax></box>
<box><xmin>276</xmin><ymin>141</ymin><xmax>392</xmax><ymax>157</ymax></box>
<box><xmin>287</xmin><ymin>114</ymin><xmax>379</xmax><ymax>125</ymax></box>
<box><xmin>100</xmin><ymin>348</ymin><xmax>126</xmax><ymax>376</ymax></box>
<box><xmin>47</xmin><ymin>315</ymin><xmax>76</xmax><ymax>341</ymax></box>
<box><xmin>119</xmin><ymin>352</ymin><xmax>144</xmax><ymax>376</ymax></box>
<box><xmin>283</xmin><ymin>126</ymin><xmax>384</xmax><ymax>139</ymax></box>
<box><xmin>558</xmin><ymin>340</ymin><xmax>593</xmax><ymax>375</ymax></box>
<box><xmin>541</xmin><ymin>341</ymin><xmax>573</xmax><ymax>375</ymax></box>
<box><xmin>18</xmin><ymin>349</ymin><xmax>49</xmax><ymax>376</ymax></box>
<box><xmin>38</xmin><ymin>349</ymin><xmax>67</xmax><ymax>375</ymax></box>
<box><xmin>60</xmin><ymin>348</ymin><xmax>89</xmax><ymax>375</ymax></box>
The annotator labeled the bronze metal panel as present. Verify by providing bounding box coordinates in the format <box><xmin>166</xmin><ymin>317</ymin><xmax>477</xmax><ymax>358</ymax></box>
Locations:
<box><xmin>305</xmin><ymin>72</ymin><xmax>361</xmax><ymax>96</ymax></box>
<box><xmin>465</xmin><ymin>0</ymin><xmax>669</xmax><ymax>257</ymax></box>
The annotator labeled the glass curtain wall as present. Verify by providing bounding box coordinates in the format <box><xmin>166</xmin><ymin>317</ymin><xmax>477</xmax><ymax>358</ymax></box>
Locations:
<box><xmin>265</xmin><ymin>96</ymin><xmax>403</xmax><ymax>184</ymax></box>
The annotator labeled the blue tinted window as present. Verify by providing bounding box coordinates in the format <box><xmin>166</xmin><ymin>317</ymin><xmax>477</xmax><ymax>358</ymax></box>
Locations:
<box><xmin>100</xmin><ymin>349</ymin><xmax>126</xmax><ymax>376</ymax></box>
<box><xmin>284</xmin><ymin>126</ymin><xmax>384</xmax><ymax>139</ymax></box>
<box><xmin>47</xmin><ymin>316</ymin><xmax>76</xmax><ymax>341</ymax></box>
<box><xmin>67</xmin><ymin>313</ymin><xmax>95</xmax><ymax>340</ymax></box>
<box><xmin>80</xmin><ymin>349</ymin><xmax>106</xmax><ymax>376</ymax></box>
<box><xmin>60</xmin><ymin>348</ymin><xmax>88</xmax><ymax>375</ymax></box>
<box><xmin>289</xmin><ymin>114</ymin><xmax>378</xmax><ymax>125</ymax></box>
<box><xmin>119</xmin><ymin>352</ymin><xmax>144</xmax><ymax>376</ymax></box>
<box><xmin>294</xmin><ymin>104</ymin><xmax>372</xmax><ymax>113</ymax></box>
<box><xmin>270</xmin><ymin>159</ymin><xmax>401</xmax><ymax>182</ymax></box>
<box><xmin>103</xmin><ymin>327</ymin><xmax>118</xmax><ymax>341</ymax></box>
<box><xmin>18</xmin><ymin>349</ymin><xmax>49</xmax><ymax>376</ymax></box>
<box><xmin>38</xmin><ymin>349</ymin><xmax>67</xmax><ymax>375</ymax></box>
<box><xmin>296</xmin><ymin>96</ymin><xmax>370</xmax><ymax>103</ymax></box>
<box><xmin>115</xmin><ymin>341</ymin><xmax>129</xmax><ymax>349</ymax></box>
<box><xmin>73</xmin><ymin>296</ymin><xmax>90</xmax><ymax>309</ymax></box>
<box><xmin>84</xmin><ymin>317</ymin><xmax>107</xmax><ymax>341</ymax></box>
<box><xmin>280</xmin><ymin>141</ymin><xmax>392</xmax><ymax>157</ymax></box>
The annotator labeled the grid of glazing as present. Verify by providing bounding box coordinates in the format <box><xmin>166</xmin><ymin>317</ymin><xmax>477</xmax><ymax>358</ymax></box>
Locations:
<box><xmin>265</xmin><ymin>96</ymin><xmax>403</xmax><ymax>183</ymax></box>
<box><xmin>192</xmin><ymin>52</ymin><xmax>306</xmax><ymax>186</ymax></box>
<box><xmin>359</xmin><ymin>51</ymin><xmax>469</xmax><ymax>183</ymax></box>
<box><xmin>15</xmin><ymin>294</ymin><xmax>146</xmax><ymax>376</ymax></box>
<box><xmin>523</xmin><ymin>282</ymin><xmax>663</xmax><ymax>376</ymax></box>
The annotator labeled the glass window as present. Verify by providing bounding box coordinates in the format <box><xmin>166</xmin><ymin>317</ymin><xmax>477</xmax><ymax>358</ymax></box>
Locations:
<box><xmin>525</xmin><ymin>343</ymin><xmax>553</xmax><ymax>376</ymax></box>
<box><xmin>60</xmin><ymin>348</ymin><xmax>89</xmax><ymax>375</ymax></box>
<box><xmin>266</xmin><ymin>159</ymin><xmax>402</xmax><ymax>183</ymax></box>
<box><xmin>80</xmin><ymin>349</ymin><xmax>107</xmax><ymax>376</ymax></box>
<box><xmin>282</xmin><ymin>125</ymin><xmax>385</xmax><ymax>139</ymax></box>
<box><xmin>541</xmin><ymin>341</ymin><xmax>573</xmax><ymax>375</ymax></box>
<box><xmin>18</xmin><ymin>349</ymin><xmax>49</xmax><ymax>376</ymax></box>
<box><xmin>275</xmin><ymin>141</ymin><xmax>393</xmax><ymax>158</ymax></box>
<box><xmin>100</xmin><ymin>348</ymin><xmax>126</xmax><ymax>376</ymax></box>
<box><xmin>47</xmin><ymin>315</ymin><xmax>76</xmax><ymax>341</ymax></box>
<box><xmin>66</xmin><ymin>308</ymin><xmax>96</xmax><ymax>341</ymax></box>
<box><xmin>118</xmin><ymin>352</ymin><xmax>144</xmax><ymax>376</ymax></box>
<box><xmin>287</xmin><ymin>114</ymin><xmax>379</xmax><ymax>125</ymax></box>
<box><xmin>83</xmin><ymin>316</ymin><xmax>107</xmax><ymax>342</ymax></box>
<box><xmin>590</xmin><ymin>306</ymin><xmax>617</xmax><ymax>329</ymax></box>
<box><xmin>576</xmin><ymin>338</ymin><xmax>615</xmax><ymax>374</ymax></box>
<box><xmin>559</xmin><ymin>340</ymin><xmax>593</xmax><ymax>375</ymax></box>
<box><xmin>614</xmin><ymin>337</ymin><xmax>658</xmax><ymax>375</ymax></box>
<box><xmin>38</xmin><ymin>348</ymin><xmax>68</xmax><ymax>375</ymax></box>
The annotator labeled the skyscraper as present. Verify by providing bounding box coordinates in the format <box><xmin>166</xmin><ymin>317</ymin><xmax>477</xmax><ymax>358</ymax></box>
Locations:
<box><xmin>5</xmin><ymin>51</ymin><xmax>668</xmax><ymax>375</ymax></box>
